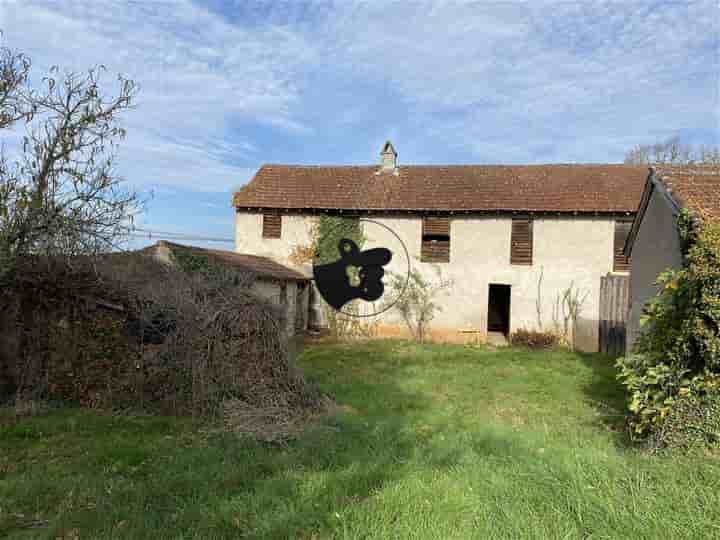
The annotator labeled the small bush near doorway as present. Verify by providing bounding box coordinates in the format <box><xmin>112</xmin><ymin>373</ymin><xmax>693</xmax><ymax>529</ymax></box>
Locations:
<box><xmin>509</xmin><ymin>329</ymin><xmax>559</xmax><ymax>350</ymax></box>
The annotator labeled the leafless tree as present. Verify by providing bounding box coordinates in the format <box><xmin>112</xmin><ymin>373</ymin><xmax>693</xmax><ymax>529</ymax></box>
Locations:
<box><xmin>0</xmin><ymin>38</ymin><xmax>140</xmax><ymax>281</ymax></box>
<box><xmin>0</xmin><ymin>45</ymin><xmax>30</xmax><ymax>129</ymax></box>
<box><xmin>552</xmin><ymin>282</ymin><xmax>589</xmax><ymax>351</ymax></box>
<box><xmin>624</xmin><ymin>135</ymin><xmax>720</xmax><ymax>167</ymax></box>
<box><xmin>385</xmin><ymin>265</ymin><xmax>452</xmax><ymax>344</ymax></box>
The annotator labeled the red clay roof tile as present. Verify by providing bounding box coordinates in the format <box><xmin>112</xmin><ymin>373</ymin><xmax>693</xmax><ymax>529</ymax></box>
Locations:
<box><xmin>233</xmin><ymin>164</ymin><xmax>650</xmax><ymax>214</ymax></box>
<box><xmin>655</xmin><ymin>166</ymin><xmax>720</xmax><ymax>222</ymax></box>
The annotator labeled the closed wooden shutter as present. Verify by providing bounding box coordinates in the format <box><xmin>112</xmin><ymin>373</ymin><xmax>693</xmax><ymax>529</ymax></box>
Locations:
<box><xmin>613</xmin><ymin>219</ymin><xmax>632</xmax><ymax>272</ymax></box>
<box><xmin>262</xmin><ymin>213</ymin><xmax>281</xmax><ymax>238</ymax></box>
<box><xmin>423</xmin><ymin>217</ymin><xmax>450</xmax><ymax>236</ymax></box>
<box><xmin>510</xmin><ymin>218</ymin><xmax>533</xmax><ymax>265</ymax></box>
<box><xmin>421</xmin><ymin>217</ymin><xmax>450</xmax><ymax>263</ymax></box>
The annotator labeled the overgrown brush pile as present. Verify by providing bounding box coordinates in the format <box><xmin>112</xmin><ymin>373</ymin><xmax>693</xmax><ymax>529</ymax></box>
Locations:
<box><xmin>0</xmin><ymin>253</ymin><xmax>326</xmax><ymax>440</ymax></box>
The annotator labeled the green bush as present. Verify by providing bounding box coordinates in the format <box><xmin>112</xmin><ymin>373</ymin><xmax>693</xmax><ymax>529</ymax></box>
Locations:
<box><xmin>510</xmin><ymin>329</ymin><xmax>559</xmax><ymax>350</ymax></box>
<box><xmin>616</xmin><ymin>212</ymin><xmax>720</xmax><ymax>448</ymax></box>
<box><xmin>648</xmin><ymin>379</ymin><xmax>720</xmax><ymax>453</ymax></box>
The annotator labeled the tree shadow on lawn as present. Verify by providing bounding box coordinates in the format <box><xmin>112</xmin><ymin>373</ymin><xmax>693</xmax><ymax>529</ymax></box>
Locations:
<box><xmin>576</xmin><ymin>352</ymin><xmax>631</xmax><ymax>448</ymax></box>
<box><xmin>227</xmin><ymin>341</ymin><xmax>580</xmax><ymax>539</ymax></box>
<box><xmin>203</xmin><ymin>348</ymin><xmax>448</xmax><ymax>539</ymax></box>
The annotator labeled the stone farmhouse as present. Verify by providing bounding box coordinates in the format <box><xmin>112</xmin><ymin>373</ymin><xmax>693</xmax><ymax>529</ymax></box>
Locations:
<box><xmin>624</xmin><ymin>166</ymin><xmax>720</xmax><ymax>353</ymax></box>
<box><xmin>233</xmin><ymin>142</ymin><xmax>649</xmax><ymax>352</ymax></box>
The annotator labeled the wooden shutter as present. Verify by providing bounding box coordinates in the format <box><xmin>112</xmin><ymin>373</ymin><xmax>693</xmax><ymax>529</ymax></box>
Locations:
<box><xmin>262</xmin><ymin>213</ymin><xmax>281</xmax><ymax>238</ymax></box>
<box><xmin>423</xmin><ymin>217</ymin><xmax>450</xmax><ymax>236</ymax></box>
<box><xmin>421</xmin><ymin>217</ymin><xmax>450</xmax><ymax>263</ymax></box>
<box><xmin>613</xmin><ymin>219</ymin><xmax>632</xmax><ymax>272</ymax></box>
<box><xmin>510</xmin><ymin>218</ymin><xmax>533</xmax><ymax>265</ymax></box>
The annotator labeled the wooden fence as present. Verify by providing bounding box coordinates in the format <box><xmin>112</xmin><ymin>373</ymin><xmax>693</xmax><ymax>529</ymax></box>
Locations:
<box><xmin>599</xmin><ymin>273</ymin><xmax>630</xmax><ymax>357</ymax></box>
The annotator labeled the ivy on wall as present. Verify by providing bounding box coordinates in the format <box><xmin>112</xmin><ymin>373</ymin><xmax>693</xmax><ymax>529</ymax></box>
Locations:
<box><xmin>314</xmin><ymin>216</ymin><xmax>365</xmax><ymax>265</ymax></box>
<box><xmin>287</xmin><ymin>215</ymin><xmax>376</xmax><ymax>337</ymax></box>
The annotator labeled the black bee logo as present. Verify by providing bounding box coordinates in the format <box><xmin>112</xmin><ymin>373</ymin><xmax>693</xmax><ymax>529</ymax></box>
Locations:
<box><xmin>313</xmin><ymin>238</ymin><xmax>392</xmax><ymax>311</ymax></box>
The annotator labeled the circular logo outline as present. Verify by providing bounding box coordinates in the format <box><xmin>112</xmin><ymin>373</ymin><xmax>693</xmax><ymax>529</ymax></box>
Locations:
<box><xmin>312</xmin><ymin>217</ymin><xmax>411</xmax><ymax>318</ymax></box>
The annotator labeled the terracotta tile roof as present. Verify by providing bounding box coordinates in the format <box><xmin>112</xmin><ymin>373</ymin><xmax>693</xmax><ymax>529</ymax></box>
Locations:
<box><xmin>233</xmin><ymin>164</ymin><xmax>650</xmax><ymax>214</ymax></box>
<box><xmin>654</xmin><ymin>166</ymin><xmax>720</xmax><ymax>222</ymax></box>
<box><xmin>148</xmin><ymin>241</ymin><xmax>310</xmax><ymax>281</ymax></box>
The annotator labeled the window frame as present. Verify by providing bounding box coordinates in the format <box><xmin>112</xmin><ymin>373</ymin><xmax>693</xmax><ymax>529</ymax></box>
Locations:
<box><xmin>510</xmin><ymin>217</ymin><xmax>534</xmax><ymax>266</ymax></box>
<box><xmin>613</xmin><ymin>217</ymin><xmax>633</xmax><ymax>273</ymax></box>
<box><xmin>420</xmin><ymin>217</ymin><xmax>451</xmax><ymax>263</ymax></box>
<box><xmin>262</xmin><ymin>212</ymin><xmax>282</xmax><ymax>239</ymax></box>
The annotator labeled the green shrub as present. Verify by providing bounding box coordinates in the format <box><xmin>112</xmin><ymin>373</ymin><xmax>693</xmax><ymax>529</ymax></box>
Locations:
<box><xmin>510</xmin><ymin>329</ymin><xmax>559</xmax><ymax>350</ymax></box>
<box><xmin>616</xmin><ymin>212</ymin><xmax>720</xmax><ymax>448</ymax></box>
<box><xmin>648</xmin><ymin>378</ymin><xmax>720</xmax><ymax>453</ymax></box>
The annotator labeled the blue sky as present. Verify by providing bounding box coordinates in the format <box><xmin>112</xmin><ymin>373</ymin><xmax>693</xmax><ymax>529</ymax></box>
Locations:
<box><xmin>1</xmin><ymin>0</ymin><xmax>718</xmax><ymax>249</ymax></box>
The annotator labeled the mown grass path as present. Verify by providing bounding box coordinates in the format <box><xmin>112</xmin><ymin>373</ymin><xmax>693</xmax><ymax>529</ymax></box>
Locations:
<box><xmin>2</xmin><ymin>341</ymin><xmax>719</xmax><ymax>539</ymax></box>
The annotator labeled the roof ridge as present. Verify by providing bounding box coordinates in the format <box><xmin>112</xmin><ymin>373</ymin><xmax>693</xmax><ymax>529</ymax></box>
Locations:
<box><xmin>260</xmin><ymin>162</ymin><xmax>646</xmax><ymax>169</ymax></box>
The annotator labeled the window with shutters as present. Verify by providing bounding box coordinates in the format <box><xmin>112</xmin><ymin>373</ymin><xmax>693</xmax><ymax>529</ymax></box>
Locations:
<box><xmin>510</xmin><ymin>218</ymin><xmax>533</xmax><ymax>265</ymax></box>
<box><xmin>421</xmin><ymin>217</ymin><xmax>450</xmax><ymax>263</ymax></box>
<box><xmin>613</xmin><ymin>218</ymin><xmax>633</xmax><ymax>272</ymax></box>
<box><xmin>262</xmin><ymin>213</ymin><xmax>281</xmax><ymax>238</ymax></box>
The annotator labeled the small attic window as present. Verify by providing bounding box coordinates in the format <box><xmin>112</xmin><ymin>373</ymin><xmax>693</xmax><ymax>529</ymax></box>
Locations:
<box><xmin>421</xmin><ymin>217</ymin><xmax>450</xmax><ymax>263</ymax></box>
<box><xmin>262</xmin><ymin>213</ymin><xmax>281</xmax><ymax>238</ymax></box>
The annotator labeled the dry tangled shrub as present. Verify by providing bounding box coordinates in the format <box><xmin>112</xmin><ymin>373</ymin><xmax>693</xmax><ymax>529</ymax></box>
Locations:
<box><xmin>0</xmin><ymin>252</ymin><xmax>327</xmax><ymax>439</ymax></box>
<box><xmin>509</xmin><ymin>329</ymin><xmax>560</xmax><ymax>350</ymax></box>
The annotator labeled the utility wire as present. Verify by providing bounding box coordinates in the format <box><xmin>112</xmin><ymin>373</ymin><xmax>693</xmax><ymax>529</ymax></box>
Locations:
<box><xmin>131</xmin><ymin>228</ymin><xmax>235</xmax><ymax>243</ymax></box>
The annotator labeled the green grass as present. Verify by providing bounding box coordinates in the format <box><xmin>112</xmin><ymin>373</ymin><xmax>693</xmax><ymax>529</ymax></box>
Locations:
<box><xmin>1</xmin><ymin>341</ymin><xmax>719</xmax><ymax>539</ymax></box>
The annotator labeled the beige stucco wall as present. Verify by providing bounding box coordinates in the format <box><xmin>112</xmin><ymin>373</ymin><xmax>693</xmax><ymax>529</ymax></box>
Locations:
<box><xmin>236</xmin><ymin>211</ymin><xmax>624</xmax><ymax>352</ymax></box>
<box><xmin>626</xmin><ymin>187</ymin><xmax>683</xmax><ymax>353</ymax></box>
<box><xmin>235</xmin><ymin>213</ymin><xmax>318</xmax><ymax>274</ymax></box>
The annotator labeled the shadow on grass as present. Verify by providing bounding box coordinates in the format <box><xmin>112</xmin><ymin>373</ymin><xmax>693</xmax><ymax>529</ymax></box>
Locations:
<box><xmin>143</xmin><ymin>340</ymin><xmax>445</xmax><ymax>539</ymax></box>
<box><xmin>576</xmin><ymin>352</ymin><xmax>632</xmax><ymax>448</ymax></box>
<box><xmin>1</xmin><ymin>341</ymin><xmax>440</xmax><ymax>539</ymax></box>
<box><xmin>3</xmin><ymin>341</ymin><xmax>649</xmax><ymax>539</ymax></box>
<box><xmin>237</xmin><ymin>342</ymin><xmax>437</xmax><ymax>538</ymax></box>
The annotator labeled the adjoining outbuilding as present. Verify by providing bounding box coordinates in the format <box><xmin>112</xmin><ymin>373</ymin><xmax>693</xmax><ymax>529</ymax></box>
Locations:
<box><xmin>144</xmin><ymin>241</ymin><xmax>313</xmax><ymax>337</ymax></box>
<box><xmin>624</xmin><ymin>166</ymin><xmax>720</xmax><ymax>353</ymax></box>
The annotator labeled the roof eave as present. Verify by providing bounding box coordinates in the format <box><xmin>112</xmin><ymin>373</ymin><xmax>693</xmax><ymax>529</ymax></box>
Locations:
<box><xmin>233</xmin><ymin>205</ymin><xmax>637</xmax><ymax>216</ymax></box>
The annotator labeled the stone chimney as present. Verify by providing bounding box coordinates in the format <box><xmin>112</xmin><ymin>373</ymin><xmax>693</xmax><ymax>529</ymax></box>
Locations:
<box><xmin>380</xmin><ymin>140</ymin><xmax>397</xmax><ymax>171</ymax></box>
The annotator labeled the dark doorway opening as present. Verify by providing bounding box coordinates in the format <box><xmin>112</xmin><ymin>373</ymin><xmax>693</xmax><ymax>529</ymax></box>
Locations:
<box><xmin>487</xmin><ymin>284</ymin><xmax>511</xmax><ymax>335</ymax></box>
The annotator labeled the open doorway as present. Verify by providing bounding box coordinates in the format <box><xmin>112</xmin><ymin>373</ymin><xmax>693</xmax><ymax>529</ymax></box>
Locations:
<box><xmin>487</xmin><ymin>284</ymin><xmax>511</xmax><ymax>336</ymax></box>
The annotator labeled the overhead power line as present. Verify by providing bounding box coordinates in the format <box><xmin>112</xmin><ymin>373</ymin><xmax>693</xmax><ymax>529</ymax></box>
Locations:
<box><xmin>131</xmin><ymin>228</ymin><xmax>235</xmax><ymax>243</ymax></box>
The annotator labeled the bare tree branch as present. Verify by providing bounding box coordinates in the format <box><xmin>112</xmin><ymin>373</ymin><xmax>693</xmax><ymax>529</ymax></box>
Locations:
<box><xmin>0</xmin><ymin>45</ymin><xmax>30</xmax><ymax>129</ymax></box>
<box><xmin>624</xmin><ymin>135</ymin><xmax>719</xmax><ymax>167</ymax></box>
<box><xmin>1</xmin><ymin>38</ymin><xmax>142</xmax><ymax>279</ymax></box>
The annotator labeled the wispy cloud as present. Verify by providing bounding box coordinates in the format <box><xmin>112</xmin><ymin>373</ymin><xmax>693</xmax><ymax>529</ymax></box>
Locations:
<box><xmin>304</xmin><ymin>0</ymin><xmax>719</xmax><ymax>163</ymax></box>
<box><xmin>1</xmin><ymin>0</ymin><xmax>718</xmax><ymax>241</ymax></box>
<box><xmin>2</xmin><ymin>0</ymin><xmax>315</xmax><ymax>191</ymax></box>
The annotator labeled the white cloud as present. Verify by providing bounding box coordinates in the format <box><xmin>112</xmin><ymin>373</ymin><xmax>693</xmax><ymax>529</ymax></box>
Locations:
<box><xmin>0</xmin><ymin>0</ymin><xmax>315</xmax><ymax>190</ymax></box>
<box><xmin>311</xmin><ymin>0</ymin><xmax>718</xmax><ymax>161</ymax></box>
<box><xmin>1</xmin><ymin>0</ymin><xmax>717</xmax><ymax>185</ymax></box>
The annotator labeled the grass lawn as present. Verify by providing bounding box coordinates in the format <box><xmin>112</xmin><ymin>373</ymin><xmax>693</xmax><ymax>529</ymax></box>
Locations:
<box><xmin>1</xmin><ymin>341</ymin><xmax>719</xmax><ymax>539</ymax></box>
